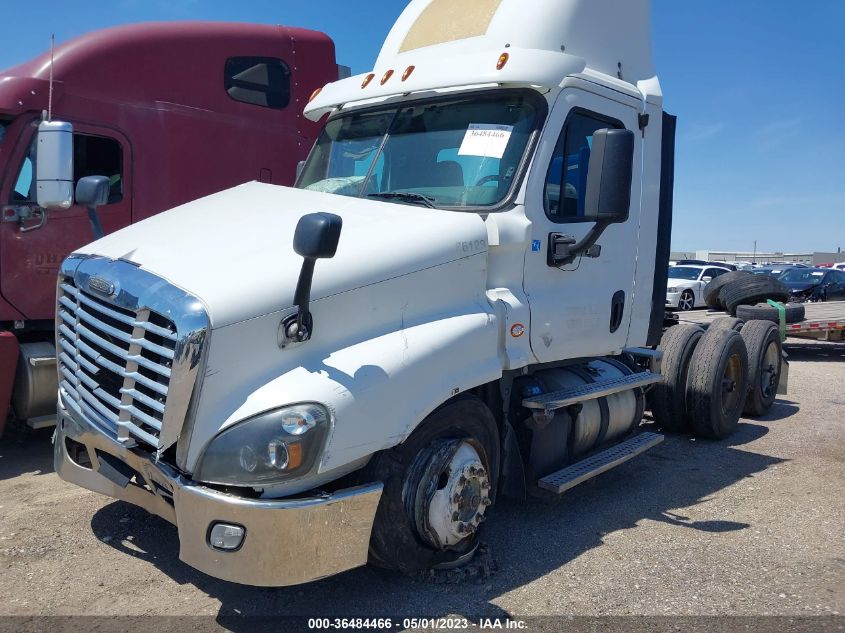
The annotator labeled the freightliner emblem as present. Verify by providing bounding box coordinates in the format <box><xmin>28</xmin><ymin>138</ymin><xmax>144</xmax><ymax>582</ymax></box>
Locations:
<box><xmin>87</xmin><ymin>276</ymin><xmax>115</xmax><ymax>296</ymax></box>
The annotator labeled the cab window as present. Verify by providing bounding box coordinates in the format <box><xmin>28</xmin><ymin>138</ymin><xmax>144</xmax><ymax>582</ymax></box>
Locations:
<box><xmin>544</xmin><ymin>110</ymin><xmax>623</xmax><ymax>222</ymax></box>
<box><xmin>9</xmin><ymin>133</ymin><xmax>123</xmax><ymax>204</ymax></box>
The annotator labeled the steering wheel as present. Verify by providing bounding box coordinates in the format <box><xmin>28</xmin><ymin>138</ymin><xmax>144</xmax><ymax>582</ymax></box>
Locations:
<box><xmin>474</xmin><ymin>174</ymin><xmax>501</xmax><ymax>187</ymax></box>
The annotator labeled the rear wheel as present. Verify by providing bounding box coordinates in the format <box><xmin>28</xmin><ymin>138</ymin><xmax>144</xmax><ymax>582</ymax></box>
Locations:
<box><xmin>703</xmin><ymin>271</ymin><xmax>754</xmax><ymax>310</ymax></box>
<box><xmin>648</xmin><ymin>324</ymin><xmax>703</xmax><ymax>432</ymax></box>
<box><xmin>678</xmin><ymin>289</ymin><xmax>696</xmax><ymax>311</ymax></box>
<box><xmin>364</xmin><ymin>396</ymin><xmax>499</xmax><ymax>573</ymax></box>
<box><xmin>708</xmin><ymin>317</ymin><xmax>745</xmax><ymax>333</ymax></box>
<box><xmin>686</xmin><ymin>328</ymin><xmax>749</xmax><ymax>439</ymax></box>
<box><xmin>740</xmin><ymin>320</ymin><xmax>781</xmax><ymax>416</ymax></box>
<box><xmin>735</xmin><ymin>302</ymin><xmax>805</xmax><ymax>325</ymax></box>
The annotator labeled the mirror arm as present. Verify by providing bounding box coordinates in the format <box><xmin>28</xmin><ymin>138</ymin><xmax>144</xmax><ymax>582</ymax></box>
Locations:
<box><xmin>549</xmin><ymin>220</ymin><xmax>610</xmax><ymax>267</ymax></box>
<box><xmin>291</xmin><ymin>257</ymin><xmax>316</xmax><ymax>340</ymax></box>
<box><xmin>86</xmin><ymin>205</ymin><xmax>104</xmax><ymax>240</ymax></box>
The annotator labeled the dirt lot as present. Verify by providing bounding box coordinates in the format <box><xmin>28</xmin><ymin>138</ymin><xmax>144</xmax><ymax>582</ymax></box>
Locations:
<box><xmin>0</xmin><ymin>339</ymin><xmax>842</xmax><ymax>623</ymax></box>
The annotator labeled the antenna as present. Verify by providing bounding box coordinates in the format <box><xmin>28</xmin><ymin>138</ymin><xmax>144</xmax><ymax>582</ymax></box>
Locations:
<box><xmin>47</xmin><ymin>33</ymin><xmax>55</xmax><ymax>121</ymax></box>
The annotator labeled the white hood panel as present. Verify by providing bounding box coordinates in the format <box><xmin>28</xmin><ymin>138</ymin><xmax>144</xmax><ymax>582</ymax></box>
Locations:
<box><xmin>76</xmin><ymin>182</ymin><xmax>488</xmax><ymax>328</ymax></box>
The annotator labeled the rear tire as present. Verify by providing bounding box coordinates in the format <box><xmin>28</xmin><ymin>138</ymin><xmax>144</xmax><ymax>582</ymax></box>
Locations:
<box><xmin>740</xmin><ymin>320</ymin><xmax>782</xmax><ymax>416</ymax></box>
<box><xmin>720</xmin><ymin>277</ymin><xmax>790</xmax><ymax>316</ymax></box>
<box><xmin>686</xmin><ymin>328</ymin><xmax>749</xmax><ymax>439</ymax></box>
<box><xmin>708</xmin><ymin>317</ymin><xmax>745</xmax><ymax>333</ymax></box>
<box><xmin>703</xmin><ymin>271</ymin><xmax>753</xmax><ymax>310</ymax></box>
<box><xmin>363</xmin><ymin>396</ymin><xmax>500</xmax><ymax>573</ymax></box>
<box><xmin>735</xmin><ymin>302</ymin><xmax>805</xmax><ymax>325</ymax></box>
<box><xmin>648</xmin><ymin>324</ymin><xmax>703</xmax><ymax>432</ymax></box>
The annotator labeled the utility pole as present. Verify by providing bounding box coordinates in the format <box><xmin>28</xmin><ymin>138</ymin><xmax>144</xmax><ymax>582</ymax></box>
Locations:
<box><xmin>753</xmin><ymin>240</ymin><xmax>757</xmax><ymax>265</ymax></box>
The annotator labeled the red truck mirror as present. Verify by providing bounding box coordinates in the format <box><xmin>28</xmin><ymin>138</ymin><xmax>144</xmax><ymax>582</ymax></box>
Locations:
<box><xmin>74</xmin><ymin>175</ymin><xmax>110</xmax><ymax>239</ymax></box>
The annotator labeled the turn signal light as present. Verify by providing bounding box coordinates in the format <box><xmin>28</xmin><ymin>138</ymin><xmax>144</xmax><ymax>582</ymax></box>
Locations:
<box><xmin>361</xmin><ymin>73</ymin><xmax>375</xmax><ymax>89</ymax></box>
<box><xmin>496</xmin><ymin>52</ymin><xmax>510</xmax><ymax>70</ymax></box>
<box><xmin>380</xmin><ymin>69</ymin><xmax>394</xmax><ymax>85</ymax></box>
<box><xmin>401</xmin><ymin>65</ymin><xmax>416</xmax><ymax>81</ymax></box>
<box><xmin>308</xmin><ymin>87</ymin><xmax>322</xmax><ymax>103</ymax></box>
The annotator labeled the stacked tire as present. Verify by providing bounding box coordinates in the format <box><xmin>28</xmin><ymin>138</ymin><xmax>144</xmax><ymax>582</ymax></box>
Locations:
<box><xmin>702</xmin><ymin>271</ymin><xmax>790</xmax><ymax>315</ymax></box>
<box><xmin>648</xmin><ymin>316</ymin><xmax>782</xmax><ymax>438</ymax></box>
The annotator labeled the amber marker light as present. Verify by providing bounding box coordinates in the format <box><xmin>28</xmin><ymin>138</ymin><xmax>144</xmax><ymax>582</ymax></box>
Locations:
<box><xmin>496</xmin><ymin>52</ymin><xmax>510</xmax><ymax>70</ymax></box>
<box><xmin>380</xmin><ymin>69</ymin><xmax>395</xmax><ymax>85</ymax></box>
<box><xmin>401</xmin><ymin>65</ymin><xmax>416</xmax><ymax>81</ymax></box>
<box><xmin>308</xmin><ymin>87</ymin><xmax>322</xmax><ymax>103</ymax></box>
<box><xmin>361</xmin><ymin>73</ymin><xmax>375</xmax><ymax>89</ymax></box>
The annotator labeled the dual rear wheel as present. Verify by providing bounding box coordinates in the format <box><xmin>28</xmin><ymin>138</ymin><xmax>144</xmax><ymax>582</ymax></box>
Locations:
<box><xmin>650</xmin><ymin>317</ymin><xmax>781</xmax><ymax>438</ymax></box>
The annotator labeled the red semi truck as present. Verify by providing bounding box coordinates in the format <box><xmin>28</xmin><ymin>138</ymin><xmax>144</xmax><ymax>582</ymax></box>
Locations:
<box><xmin>0</xmin><ymin>22</ymin><xmax>341</xmax><ymax>435</ymax></box>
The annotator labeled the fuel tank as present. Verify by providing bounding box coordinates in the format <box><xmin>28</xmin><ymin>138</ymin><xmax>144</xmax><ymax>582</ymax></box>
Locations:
<box><xmin>520</xmin><ymin>358</ymin><xmax>646</xmax><ymax>480</ymax></box>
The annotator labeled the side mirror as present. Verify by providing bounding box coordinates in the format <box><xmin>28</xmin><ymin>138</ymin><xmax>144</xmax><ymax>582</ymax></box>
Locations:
<box><xmin>75</xmin><ymin>175</ymin><xmax>110</xmax><ymax>239</ymax></box>
<box><xmin>283</xmin><ymin>212</ymin><xmax>343</xmax><ymax>343</ymax></box>
<box><xmin>35</xmin><ymin>120</ymin><xmax>74</xmax><ymax>210</ymax></box>
<box><xmin>584</xmin><ymin>128</ymin><xmax>634</xmax><ymax>224</ymax></box>
<box><xmin>702</xmin><ymin>276</ymin><xmax>713</xmax><ymax>283</ymax></box>
<box><xmin>293</xmin><ymin>212</ymin><xmax>343</xmax><ymax>259</ymax></box>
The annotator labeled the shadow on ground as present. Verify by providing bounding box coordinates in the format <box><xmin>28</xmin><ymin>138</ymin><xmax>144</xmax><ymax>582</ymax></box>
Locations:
<box><xmin>784</xmin><ymin>341</ymin><xmax>845</xmax><ymax>362</ymax></box>
<box><xmin>90</xmin><ymin>418</ymin><xmax>784</xmax><ymax>627</ymax></box>
<box><xmin>0</xmin><ymin>424</ymin><xmax>54</xmax><ymax>481</ymax></box>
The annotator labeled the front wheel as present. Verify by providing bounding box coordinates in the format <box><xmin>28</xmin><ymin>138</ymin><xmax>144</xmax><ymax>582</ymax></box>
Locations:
<box><xmin>363</xmin><ymin>396</ymin><xmax>500</xmax><ymax>573</ymax></box>
<box><xmin>678</xmin><ymin>290</ymin><xmax>696</xmax><ymax>311</ymax></box>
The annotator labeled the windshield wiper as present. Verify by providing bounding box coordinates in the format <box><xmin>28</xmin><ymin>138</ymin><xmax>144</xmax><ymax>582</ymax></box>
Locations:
<box><xmin>367</xmin><ymin>192</ymin><xmax>437</xmax><ymax>208</ymax></box>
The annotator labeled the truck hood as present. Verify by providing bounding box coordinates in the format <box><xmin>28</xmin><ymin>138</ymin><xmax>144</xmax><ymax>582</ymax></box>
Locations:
<box><xmin>75</xmin><ymin>182</ymin><xmax>488</xmax><ymax>328</ymax></box>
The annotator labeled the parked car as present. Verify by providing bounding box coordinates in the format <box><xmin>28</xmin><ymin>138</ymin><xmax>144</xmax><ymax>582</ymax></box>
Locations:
<box><xmin>833</xmin><ymin>262</ymin><xmax>845</xmax><ymax>271</ymax></box>
<box><xmin>753</xmin><ymin>264</ymin><xmax>802</xmax><ymax>278</ymax></box>
<box><xmin>666</xmin><ymin>264</ymin><xmax>732</xmax><ymax>310</ymax></box>
<box><xmin>779</xmin><ymin>268</ymin><xmax>845</xmax><ymax>302</ymax></box>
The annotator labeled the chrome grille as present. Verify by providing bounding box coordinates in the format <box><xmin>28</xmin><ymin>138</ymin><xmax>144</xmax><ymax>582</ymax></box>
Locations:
<box><xmin>57</xmin><ymin>279</ymin><xmax>178</xmax><ymax>450</ymax></box>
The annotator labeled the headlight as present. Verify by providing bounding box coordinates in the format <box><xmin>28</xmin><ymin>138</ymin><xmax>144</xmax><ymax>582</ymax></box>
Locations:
<box><xmin>194</xmin><ymin>403</ymin><xmax>329</xmax><ymax>486</ymax></box>
<box><xmin>667</xmin><ymin>287</ymin><xmax>679</xmax><ymax>293</ymax></box>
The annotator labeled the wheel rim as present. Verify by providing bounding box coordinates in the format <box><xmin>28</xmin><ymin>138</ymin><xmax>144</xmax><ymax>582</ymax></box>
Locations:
<box><xmin>410</xmin><ymin>439</ymin><xmax>491</xmax><ymax>550</ymax></box>
<box><xmin>721</xmin><ymin>352</ymin><xmax>744</xmax><ymax>415</ymax></box>
<box><xmin>760</xmin><ymin>340</ymin><xmax>780</xmax><ymax>398</ymax></box>
<box><xmin>679</xmin><ymin>291</ymin><xmax>694</xmax><ymax>311</ymax></box>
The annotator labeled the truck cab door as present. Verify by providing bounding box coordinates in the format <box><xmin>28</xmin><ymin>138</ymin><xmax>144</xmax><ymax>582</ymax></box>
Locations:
<box><xmin>0</xmin><ymin>122</ymin><xmax>132</xmax><ymax>319</ymax></box>
<box><xmin>522</xmin><ymin>83</ymin><xmax>643</xmax><ymax>362</ymax></box>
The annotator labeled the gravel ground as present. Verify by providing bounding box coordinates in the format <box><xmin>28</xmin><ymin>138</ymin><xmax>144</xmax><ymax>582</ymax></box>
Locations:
<box><xmin>0</xmin><ymin>339</ymin><xmax>842</xmax><ymax>622</ymax></box>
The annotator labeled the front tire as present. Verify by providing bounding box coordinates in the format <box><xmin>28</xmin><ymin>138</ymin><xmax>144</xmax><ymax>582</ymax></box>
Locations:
<box><xmin>363</xmin><ymin>396</ymin><xmax>500</xmax><ymax>573</ymax></box>
<box><xmin>678</xmin><ymin>289</ymin><xmax>696</xmax><ymax>311</ymax></box>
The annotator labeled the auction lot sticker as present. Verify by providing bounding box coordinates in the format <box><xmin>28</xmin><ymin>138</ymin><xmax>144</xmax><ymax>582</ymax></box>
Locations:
<box><xmin>458</xmin><ymin>124</ymin><xmax>514</xmax><ymax>158</ymax></box>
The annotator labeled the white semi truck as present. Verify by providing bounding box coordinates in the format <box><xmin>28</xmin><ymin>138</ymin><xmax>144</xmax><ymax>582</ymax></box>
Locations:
<box><xmin>52</xmin><ymin>0</ymin><xmax>785</xmax><ymax>586</ymax></box>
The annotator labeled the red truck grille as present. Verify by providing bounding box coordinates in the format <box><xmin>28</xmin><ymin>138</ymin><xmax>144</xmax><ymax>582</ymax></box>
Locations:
<box><xmin>57</xmin><ymin>279</ymin><xmax>178</xmax><ymax>450</ymax></box>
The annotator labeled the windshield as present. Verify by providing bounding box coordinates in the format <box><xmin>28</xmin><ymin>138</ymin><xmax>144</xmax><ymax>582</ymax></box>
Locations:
<box><xmin>780</xmin><ymin>269</ymin><xmax>825</xmax><ymax>284</ymax></box>
<box><xmin>667</xmin><ymin>266</ymin><xmax>702</xmax><ymax>281</ymax></box>
<box><xmin>297</xmin><ymin>91</ymin><xmax>542</xmax><ymax>209</ymax></box>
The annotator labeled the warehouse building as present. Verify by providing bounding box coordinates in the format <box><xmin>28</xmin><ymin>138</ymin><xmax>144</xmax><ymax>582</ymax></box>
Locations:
<box><xmin>670</xmin><ymin>250</ymin><xmax>845</xmax><ymax>266</ymax></box>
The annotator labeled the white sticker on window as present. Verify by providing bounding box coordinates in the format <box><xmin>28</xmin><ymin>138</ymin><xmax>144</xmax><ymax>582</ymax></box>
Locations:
<box><xmin>458</xmin><ymin>124</ymin><xmax>514</xmax><ymax>159</ymax></box>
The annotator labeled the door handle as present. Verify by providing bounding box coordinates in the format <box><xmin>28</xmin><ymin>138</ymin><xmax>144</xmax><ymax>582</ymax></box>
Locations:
<box><xmin>547</xmin><ymin>233</ymin><xmax>576</xmax><ymax>267</ymax></box>
<box><xmin>1</xmin><ymin>205</ymin><xmax>48</xmax><ymax>232</ymax></box>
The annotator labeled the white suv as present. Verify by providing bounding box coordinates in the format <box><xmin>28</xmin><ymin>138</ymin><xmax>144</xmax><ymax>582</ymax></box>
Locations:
<box><xmin>666</xmin><ymin>264</ymin><xmax>731</xmax><ymax>311</ymax></box>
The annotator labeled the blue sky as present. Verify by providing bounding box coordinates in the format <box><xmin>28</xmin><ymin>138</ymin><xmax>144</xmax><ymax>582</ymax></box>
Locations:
<box><xmin>3</xmin><ymin>0</ymin><xmax>843</xmax><ymax>253</ymax></box>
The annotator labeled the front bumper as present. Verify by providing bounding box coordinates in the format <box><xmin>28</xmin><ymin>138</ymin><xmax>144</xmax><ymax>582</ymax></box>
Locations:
<box><xmin>665</xmin><ymin>291</ymin><xmax>682</xmax><ymax>308</ymax></box>
<box><xmin>54</xmin><ymin>404</ymin><xmax>383</xmax><ymax>587</ymax></box>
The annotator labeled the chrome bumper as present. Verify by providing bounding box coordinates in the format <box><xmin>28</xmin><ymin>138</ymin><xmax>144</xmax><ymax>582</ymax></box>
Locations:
<box><xmin>54</xmin><ymin>404</ymin><xmax>383</xmax><ymax>587</ymax></box>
